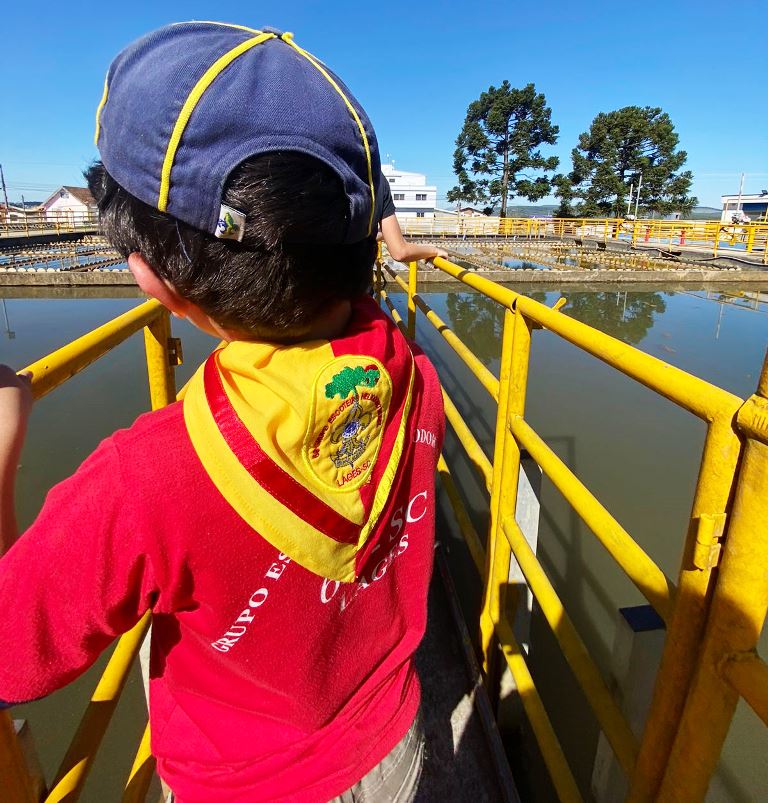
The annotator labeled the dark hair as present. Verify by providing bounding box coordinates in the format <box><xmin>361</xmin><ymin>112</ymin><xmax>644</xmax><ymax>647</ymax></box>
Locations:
<box><xmin>85</xmin><ymin>154</ymin><xmax>375</xmax><ymax>338</ymax></box>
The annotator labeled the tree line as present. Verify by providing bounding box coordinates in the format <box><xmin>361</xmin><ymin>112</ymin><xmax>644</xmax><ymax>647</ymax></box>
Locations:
<box><xmin>447</xmin><ymin>81</ymin><xmax>697</xmax><ymax>218</ymax></box>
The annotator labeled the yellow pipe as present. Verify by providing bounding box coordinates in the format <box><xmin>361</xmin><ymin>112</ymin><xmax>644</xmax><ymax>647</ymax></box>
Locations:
<box><xmin>436</xmin><ymin>454</ymin><xmax>486</xmax><ymax>575</ymax></box>
<box><xmin>407</xmin><ymin>260</ymin><xmax>417</xmax><ymax>339</ymax></box>
<box><xmin>24</xmin><ymin>300</ymin><xmax>165</xmax><ymax>400</ymax></box>
<box><xmin>143</xmin><ymin>310</ymin><xmax>177</xmax><ymax>410</ymax></box>
<box><xmin>479</xmin><ymin>309</ymin><xmax>517</xmax><ymax>680</ymax></box>
<box><xmin>628</xmin><ymin>414</ymin><xmax>742</xmax><ymax>800</ymax></box>
<box><xmin>122</xmin><ymin>722</ymin><xmax>156</xmax><ymax>803</ymax></box>
<box><xmin>382</xmin><ymin>263</ymin><xmax>499</xmax><ymax>400</ymax></box>
<box><xmin>433</xmin><ymin>256</ymin><xmax>518</xmax><ymax>308</ymax></box>
<box><xmin>381</xmin><ymin>290</ymin><xmax>407</xmax><ymax>332</ymax></box>
<box><xmin>430</xmin><ymin>257</ymin><xmax>741</xmax><ymax>421</ymax></box>
<box><xmin>509</xmin><ymin>416</ymin><xmax>674</xmax><ymax>621</ymax></box>
<box><xmin>442</xmin><ymin>388</ymin><xmax>492</xmax><ymax>493</ymax></box>
<box><xmin>653</xmin><ymin>363</ymin><xmax>768</xmax><ymax>801</ymax></box>
<box><xmin>720</xmin><ymin>653</ymin><xmax>768</xmax><ymax>727</ymax></box>
<box><xmin>47</xmin><ymin>613</ymin><xmax>151</xmax><ymax>802</ymax></box>
<box><xmin>496</xmin><ymin>617</ymin><xmax>584</xmax><ymax>803</ymax></box>
<box><xmin>514</xmin><ymin>294</ymin><xmax>741</xmax><ymax>422</ymax></box>
<box><xmin>501</xmin><ymin>516</ymin><xmax>639</xmax><ymax>777</ymax></box>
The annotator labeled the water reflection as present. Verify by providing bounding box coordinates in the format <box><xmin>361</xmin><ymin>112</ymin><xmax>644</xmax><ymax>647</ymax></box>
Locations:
<box><xmin>444</xmin><ymin>292</ymin><xmax>504</xmax><ymax>364</ymax></box>
<box><xmin>561</xmin><ymin>291</ymin><xmax>666</xmax><ymax>345</ymax></box>
<box><xmin>443</xmin><ymin>289</ymin><xmax>667</xmax><ymax>354</ymax></box>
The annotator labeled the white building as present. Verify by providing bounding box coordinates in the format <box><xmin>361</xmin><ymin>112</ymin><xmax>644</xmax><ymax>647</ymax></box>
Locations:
<box><xmin>382</xmin><ymin>164</ymin><xmax>437</xmax><ymax>221</ymax></box>
<box><xmin>41</xmin><ymin>186</ymin><xmax>97</xmax><ymax>224</ymax></box>
<box><xmin>721</xmin><ymin>192</ymin><xmax>768</xmax><ymax>223</ymax></box>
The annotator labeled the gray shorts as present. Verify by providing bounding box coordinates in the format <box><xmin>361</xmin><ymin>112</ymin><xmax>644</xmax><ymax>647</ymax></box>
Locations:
<box><xmin>329</xmin><ymin>712</ymin><xmax>425</xmax><ymax>803</ymax></box>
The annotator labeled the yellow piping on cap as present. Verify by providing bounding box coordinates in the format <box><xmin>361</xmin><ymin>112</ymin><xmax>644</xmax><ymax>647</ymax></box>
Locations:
<box><xmin>94</xmin><ymin>72</ymin><xmax>109</xmax><ymax>146</ymax></box>
<box><xmin>281</xmin><ymin>36</ymin><xmax>376</xmax><ymax>237</ymax></box>
<box><xmin>158</xmin><ymin>31</ymin><xmax>276</xmax><ymax>212</ymax></box>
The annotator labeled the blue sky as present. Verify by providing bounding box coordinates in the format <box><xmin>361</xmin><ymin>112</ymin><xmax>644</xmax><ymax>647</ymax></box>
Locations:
<box><xmin>1</xmin><ymin>0</ymin><xmax>766</xmax><ymax>208</ymax></box>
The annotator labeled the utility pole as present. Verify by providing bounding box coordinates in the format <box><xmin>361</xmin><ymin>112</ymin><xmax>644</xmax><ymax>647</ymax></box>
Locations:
<box><xmin>0</xmin><ymin>163</ymin><xmax>10</xmax><ymax>219</ymax></box>
<box><xmin>737</xmin><ymin>172</ymin><xmax>745</xmax><ymax>212</ymax></box>
<box><xmin>634</xmin><ymin>173</ymin><xmax>643</xmax><ymax>219</ymax></box>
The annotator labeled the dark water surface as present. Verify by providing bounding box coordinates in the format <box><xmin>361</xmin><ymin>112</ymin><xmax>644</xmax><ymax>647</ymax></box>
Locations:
<box><xmin>1</xmin><ymin>283</ymin><xmax>767</xmax><ymax>801</ymax></box>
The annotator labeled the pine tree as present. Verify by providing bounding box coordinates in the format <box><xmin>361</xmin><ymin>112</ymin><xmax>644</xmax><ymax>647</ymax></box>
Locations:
<box><xmin>555</xmin><ymin>106</ymin><xmax>697</xmax><ymax>217</ymax></box>
<box><xmin>447</xmin><ymin>82</ymin><xmax>559</xmax><ymax>217</ymax></box>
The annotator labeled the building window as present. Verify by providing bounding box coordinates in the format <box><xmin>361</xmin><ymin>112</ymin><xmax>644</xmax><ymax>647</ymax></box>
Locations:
<box><xmin>393</xmin><ymin>193</ymin><xmax>405</xmax><ymax>201</ymax></box>
<box><xmin>416</xmin><ymin>212</ymin><xmax>425</xmax><ymax>218</ymax></box>
<box><xmin>389</xmin><ymin>179</ymin><xmax>395</xmax><ymax>183</ymax></box>
<box><xmin>416</xmin><ymin>193</ymin><xmax>427</xmax><ymax>201</ymax></box>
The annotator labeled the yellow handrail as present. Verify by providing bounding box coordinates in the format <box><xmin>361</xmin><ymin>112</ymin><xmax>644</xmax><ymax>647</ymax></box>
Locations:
<box><xmin>378</xmin><ymin>250</ymin><xmax>768</xmax><ymax>801</ymax></box>
<box><xmin>46</xmin><ymin>614</ymin><xmax>152</xmax><ymax>802</ymax></box>
<box><xmin>0</xmin><ymin>300</ymin><xmax>180</xmax><ymax>802</ymax></box>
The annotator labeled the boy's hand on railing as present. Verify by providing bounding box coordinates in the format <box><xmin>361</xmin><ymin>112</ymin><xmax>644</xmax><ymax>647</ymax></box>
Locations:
<box><xmin>0</xmin><ymin>366</ymin><xmax>32</xmax><ymax>555</ymax></box>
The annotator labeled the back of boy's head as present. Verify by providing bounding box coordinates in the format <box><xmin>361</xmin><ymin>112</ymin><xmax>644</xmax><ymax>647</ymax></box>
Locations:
<box><xmin>88</xmin><ymin>23</ymin><xmax>384</xmax><ymax>338</ymax></box>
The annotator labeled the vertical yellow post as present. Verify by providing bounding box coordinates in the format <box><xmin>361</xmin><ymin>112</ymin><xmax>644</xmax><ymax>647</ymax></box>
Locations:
<box><xmin>479</xmin><ymin>306</ymin><xmax>532</xmax><ymax>694</ymax></box>
<box><xmin>407</xmin><ymin>261</ymin><xmax>417</xmax><ymax>340</ymax></box>
<box><xmin>628</xmin><ymin>412</ymin><xmax>742</xmax><ymax>801</ymax></box>
<box><xmin>652</xmin><ymin>352</ymin><xmax>768</xmax><ymax>802</ymax></box>
<box><xmin>0</xmin><ymin>713</ymin><xmax>36</xmax><ymax>803</ymax></box>
<box><xmin>746</xmin><ymin>224</ymin><xmax>756</xmax><ymax>253</ymax></box>
<box><xmin>143</xmin><ymin>309</ymin><xmax>178</xmax><ymax>410</ymax></box>
<box><xmin>122</xmin><ymin>723</ymin><xmax>156</xmax><ymax>803</ymax></box>
<box><xmin>713</xmin><ymin>224</ymin><xmax>720</xmax><ymax>257</ymax></box>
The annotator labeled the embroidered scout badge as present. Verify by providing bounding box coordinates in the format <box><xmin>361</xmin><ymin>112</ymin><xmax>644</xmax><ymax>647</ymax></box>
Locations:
<box><xmin>303</xmin><ymin>356</ymin><xmax>392</xmax><ymax>492</ymax></box>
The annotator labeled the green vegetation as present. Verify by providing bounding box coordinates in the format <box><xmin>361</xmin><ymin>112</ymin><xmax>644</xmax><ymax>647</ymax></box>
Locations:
<box><xmin>553</xmin><ymin>106</ymin><xmax>697</xmax><ymax>218</ymax></box>
<box><xmin>447</xmin><ymin>82</ymin><xmax>559</xmax><ymax>217</ymax></box>
<box><xmin>448</xmin><ymin>87</ymin><xmax>701</xmax><ymax>218</ymax></box>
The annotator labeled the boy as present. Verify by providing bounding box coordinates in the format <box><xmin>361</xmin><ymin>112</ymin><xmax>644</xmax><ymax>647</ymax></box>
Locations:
<box><xmin>0</xmin><ymin>22</ymin><xmax>444</xmax><ymax>802</ymax></box>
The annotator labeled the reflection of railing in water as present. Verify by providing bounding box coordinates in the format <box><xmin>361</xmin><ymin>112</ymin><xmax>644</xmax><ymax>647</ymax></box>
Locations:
<box><xmin>377</xmin><ymin>253</ymin><xmax>768</xmax><ymax>801</ymax></box>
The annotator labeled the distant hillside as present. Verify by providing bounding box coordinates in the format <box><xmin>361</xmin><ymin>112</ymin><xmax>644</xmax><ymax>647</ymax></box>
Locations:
<box><xmin>687</xmin><ymin>206</ymin><xmax>721</xmax><ymax>220</ymax></box>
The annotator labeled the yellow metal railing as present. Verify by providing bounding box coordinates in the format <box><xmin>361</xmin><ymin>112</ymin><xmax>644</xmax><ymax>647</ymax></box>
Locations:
<box><xmin>0</xmin><ymin>211</ymin><xmax>100</xmax><ymax>238</ymax></box>
<box><xmin>394</xmin><ymin>215</ymin><xmax>768</xmax><ymax>261</ymax></box>
<box><xmin>377</xmin><ymin>252</ymin><xmax>768</xmax><ymax>801</ymax></box>
<box><xmin>0</xmin><ymin>299</ymin><xmax>178</xmax><ymax>802</ymax></box>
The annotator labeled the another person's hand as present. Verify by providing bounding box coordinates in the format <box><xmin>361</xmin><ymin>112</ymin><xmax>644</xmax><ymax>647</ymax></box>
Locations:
<box><xmin>0</xmin><ymin>366</ymin><xmax>33</xmax><ymax>449</ymax></box>
<box><xmin>434</xmin><ymin>247</ymin><xmax>449</xmax><ymax>260</ymax></box>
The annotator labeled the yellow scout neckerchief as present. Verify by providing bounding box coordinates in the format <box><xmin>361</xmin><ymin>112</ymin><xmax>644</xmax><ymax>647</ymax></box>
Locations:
<box><xmin>183</xmin><ymin>303</ymin><xmax>415</xmax><ymax>582</ymax></box>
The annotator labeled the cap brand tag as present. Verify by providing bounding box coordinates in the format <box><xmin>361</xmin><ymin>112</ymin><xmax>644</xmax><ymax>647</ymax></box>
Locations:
<box><xmin>215</xmin><ymin>204</ymin><xmax>246</xmax><ymax>242</ymax></box>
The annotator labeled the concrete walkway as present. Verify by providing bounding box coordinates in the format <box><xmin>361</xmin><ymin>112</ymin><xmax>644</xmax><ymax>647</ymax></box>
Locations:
<box><xmin>415</xmin><ymin>553</ymin><xmax>519</xmax><ymax>802</ymax></box>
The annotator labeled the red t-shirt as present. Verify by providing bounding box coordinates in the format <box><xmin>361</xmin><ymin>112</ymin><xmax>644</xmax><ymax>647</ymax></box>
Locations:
<box><xmin>0</xmin><ymin>298</ymin><xmax>444</xmax><ymax>802</ymax></box>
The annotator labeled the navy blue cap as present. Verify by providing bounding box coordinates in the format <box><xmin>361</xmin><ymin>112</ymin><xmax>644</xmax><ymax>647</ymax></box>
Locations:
<box><xmin>95</xmin><ymin>21</ymin><xmax>382</xmax><ymax>244</ymax></box>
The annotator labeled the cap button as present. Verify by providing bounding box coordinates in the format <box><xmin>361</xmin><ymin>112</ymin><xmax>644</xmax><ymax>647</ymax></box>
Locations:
<box><xmin>262</xmin><ymin>26</ymin><xmax>284</xmax><ymax>35</ymax></box>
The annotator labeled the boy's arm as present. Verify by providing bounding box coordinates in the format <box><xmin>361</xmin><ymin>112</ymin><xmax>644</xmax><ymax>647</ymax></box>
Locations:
<box><xmin>0</xmin><ymin>399</ymin><xmax>161</xmax><ymax>705</ymax></box>
<box><xmin>0</xmin><ymin>366</ymin><xmax>32</xmax><ymax>556</ymax></box>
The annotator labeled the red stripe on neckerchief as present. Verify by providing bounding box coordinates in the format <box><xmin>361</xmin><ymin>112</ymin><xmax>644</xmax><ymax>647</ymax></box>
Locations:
<box><xmin>203</xmin><ymin>351</ymin><xmax>360</xmax><ymax>545</ymax></box>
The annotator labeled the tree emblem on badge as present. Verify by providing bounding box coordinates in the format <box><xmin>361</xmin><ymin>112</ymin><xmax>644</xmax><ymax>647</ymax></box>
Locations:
<box><xmin>324</xmin><ymin>365</ymin><xmax>380</xmax><ymax>469</ymax></box>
